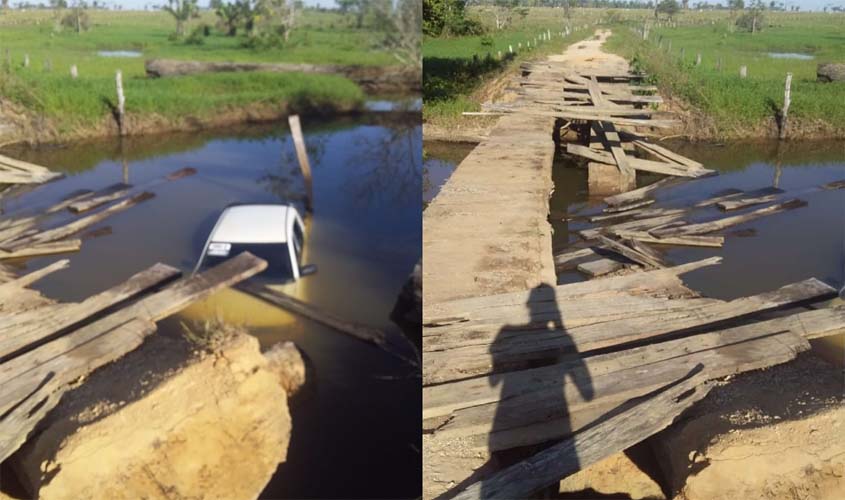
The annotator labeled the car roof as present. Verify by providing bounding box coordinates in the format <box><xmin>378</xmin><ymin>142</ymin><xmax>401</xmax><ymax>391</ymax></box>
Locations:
<box><xmin>210</xmin><ymin>204</ymin><xmax>295</xmax><ymax>244</ymax></box>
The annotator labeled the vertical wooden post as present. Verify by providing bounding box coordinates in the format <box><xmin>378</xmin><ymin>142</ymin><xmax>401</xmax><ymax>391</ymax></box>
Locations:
<box><xmin>740</xmin><ymin>65</ymin><xmax>747</xmax><ymax>78</ymax></box>
<box><xmin>288</xmin><ymin>115</ymin><xmax>313</xmax><ymax>213</ymax></box>
<box><xmin>115</xmin><ymin>70</ymin><xmax>126</xmax><ymax>136</ymax></box>
<box><xmin>23</xmin><ymin>54</ymin><xmax>29</xmax><ymax>68</ymax></box>
<box><xmin>695</xmin><ymin>53</ymin><xmax>702</xmax><ymax>66</ymax></box>
<box><xmin>70</xmin><ymin>65</ymin><xmax>78</xmax><ymax>79</ymax></box>
<box><xmin>508</xmin><ymin>45</ymin><xmax>513</xmax><ymax>54</ymax></box>
<box><xmin>779</xmin><ymin>72</ymin><xmax>792</xmax><ymax>141</ymax></box>
<box><xmin>680</xmin><ymin>47</ymin><xmax>685</xmax><ymax>60</ymax></box>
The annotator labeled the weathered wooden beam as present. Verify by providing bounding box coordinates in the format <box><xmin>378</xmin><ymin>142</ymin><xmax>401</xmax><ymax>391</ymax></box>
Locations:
<box><xmin>0</xmin><ymin>253</ymin><xmax>267</xmax><ymax>418</ymax></box>
<box><xmin>654</xmin><ymin>199</ymin><xmax>808</xmax><ymax>237</ymax></box>
<box><xmin>422</xmin><ymin>278</ymin><xmax>835</xmax><ymax>384</ymax></box>
<box><xmin>449</xmin><ymin>371</ymin><xmax>713</xmax><ymax>500</ymax></box>
<box><xmin>0</xmin><ymin>263</ymin><xmax>182</xmax><ymax>359</ymax></box>
<box><xmin>0</xmin><ymin>239</ymin><xmax>81</xmax><ymax>260</ymax></box>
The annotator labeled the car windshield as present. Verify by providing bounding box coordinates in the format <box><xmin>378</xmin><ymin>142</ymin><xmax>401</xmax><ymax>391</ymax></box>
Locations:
<box><xmin>201</xmin><ymin>242</ymin><xmax>294</xmax><ymax>283</ymax></box>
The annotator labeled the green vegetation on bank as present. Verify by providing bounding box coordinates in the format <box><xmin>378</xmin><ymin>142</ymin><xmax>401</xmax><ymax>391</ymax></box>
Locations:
<box><xmin>423</xmin><ymin>6</ymin><xmax>599</xmax><ymax>128</ymax></box>
<box><xmin>604</xmin><ymin>11</ymin><xmax>845</xmax><ymax>137</ymax></box>
<box><xmin>0</xmin><ymin>7</ymin><xmax>409</xmax><ymax>136</ymax></box>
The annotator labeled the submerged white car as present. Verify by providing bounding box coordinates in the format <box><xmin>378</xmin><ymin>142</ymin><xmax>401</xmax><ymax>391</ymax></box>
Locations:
<box><xmin>194</xmin><ymin>204</ymin><xmax>316</xmax><ymax>283</ymax></box>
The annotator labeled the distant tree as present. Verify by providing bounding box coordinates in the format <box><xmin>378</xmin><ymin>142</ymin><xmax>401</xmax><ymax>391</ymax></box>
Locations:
<box><xmin>61</xmin><ymin>0</ymin><xmax>91</xmax><ymax>33</ymax></box>
<box><xmin>656</xmin><ymin>0</ymin><xmax>680</xmax><ymax>19</ymax></box>
<box><xmin>377</xmin><ymin>0</ymin><xmax>420</xmax><ymax>67</ymax></box>
<box><xmin>1</xmin><ymin>0</ymin><xmax>8</xmax><ymax>12</ymax></box>
<box><xmin>211</xmin><ymin>0</ymin><xmax>241</xmax><ymax>36</ymax></box>
<box><xmin>736</xmin><ymin>0</ymin><xmax>765</xmax><ymax>33</ymax></box>
<box><xmin>162</xmin><ymin>0</ymin><xmax>199</xmax><ymax>38</ymax></box>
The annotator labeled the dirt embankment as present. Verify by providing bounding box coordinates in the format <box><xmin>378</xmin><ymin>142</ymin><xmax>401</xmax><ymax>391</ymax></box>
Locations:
<box><xmin>0</xmin><ymin>63</ymin><xmax>419</xmax><ymax>147</ymax></box>
<box><xmin>5</xmin><ymin>325</ymin><xmax>306</xmax><ymax>499</ymax></box>
<box><xmin>0</xmin><ymin>97</ymin><xmax>358</xmax><ymax>148</ymax></box>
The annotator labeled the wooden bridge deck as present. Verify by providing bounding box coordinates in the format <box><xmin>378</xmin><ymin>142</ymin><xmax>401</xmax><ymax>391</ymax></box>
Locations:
<box><xmin>422</xmin><ymin>108</ymin><xmax>558</xmax><ymax>305</ymax></box>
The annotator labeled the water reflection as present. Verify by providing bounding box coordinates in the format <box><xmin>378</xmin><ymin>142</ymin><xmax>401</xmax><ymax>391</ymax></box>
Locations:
<box><xmin>549</xmin><ymin>140</ymin><xmax>845</xmax><ymax>299</ymax></box>
<box><xmin>2</xmin><ymin>111</ymin><xmax>422</xmax><ymax>499</ymax></box>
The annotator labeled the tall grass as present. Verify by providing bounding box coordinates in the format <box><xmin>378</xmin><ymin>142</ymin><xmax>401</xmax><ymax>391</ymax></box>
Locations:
<box><xmin>0</xmin><ymin>9</ymin><xmax>393</xmax><ymax>136</ymax></box>
<box><xmin>423</xmin><ymin>7</ymin><xmax>598</xmax><ymax>128</ymax></box>
<box><xmin>604</xmin><ymin>11</ymin><xmax>845</xmax><ymax>137</ymax></box>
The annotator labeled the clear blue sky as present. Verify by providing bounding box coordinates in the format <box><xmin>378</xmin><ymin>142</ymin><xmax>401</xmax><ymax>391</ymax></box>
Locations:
<box><xmin>8</xmin><ymin>0</ymin><xmax>842</xmax><ymax>13</ymax></box>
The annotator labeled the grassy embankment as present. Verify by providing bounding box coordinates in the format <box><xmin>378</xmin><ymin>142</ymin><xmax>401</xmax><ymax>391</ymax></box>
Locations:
<box><xmin>604</xmin><ymin>11</ymin><xmax>845</xmax><ymax>139</ymax></box>
<box><xmin>0</xmin><ymin>9</ymin><xmax>399</xmax><ymax>139</ymax></box>
<box><xmin>423</xmin><ymin>7</ymin><xmax>603</xmax><ymax>135</ymax></box>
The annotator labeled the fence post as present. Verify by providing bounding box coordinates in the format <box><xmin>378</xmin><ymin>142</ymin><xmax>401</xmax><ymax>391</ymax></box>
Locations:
<box><xmin>779</xmin><ymin>72</ymin><xmax>792</xmax><ymax>141</ymax></box>
<box><xmin>695</xmin><ymin>53</ymin><xmax>702</xmax><ymax>66</ymax></box>
<box><xmin>23</xmin><ymin>54</ymin><xmax>29</xmax><ymax>68</ymax></box>
<box><xmin>70</xmin><ymin>64</ymin><xmax>78</xmax><ymax>79</ymax></box>
<box><xmin>288</xmin><ymin>115</ymin><xmax>313</xmax><ymax>213</ymax></box>
<box><xmin>740</xmin><ymin>65</ymin><xmax>747</xmax><ymax>78</ymax></box>
<box><xmin>116</xmin><ymin>69</ymin><xmax>126</xmax><ymax>136</ymax></box>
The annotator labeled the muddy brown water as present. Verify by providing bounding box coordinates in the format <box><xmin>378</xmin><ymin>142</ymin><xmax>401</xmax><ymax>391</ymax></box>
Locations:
<box><xmin>425</xmin><ymin>139</ymin><xmax>845</xmax><ymax>363</ymax></box>
<box><xmin>3</xmin><ymin>111</ymin><xmax>421</xmax><ymax>499</ymax></box>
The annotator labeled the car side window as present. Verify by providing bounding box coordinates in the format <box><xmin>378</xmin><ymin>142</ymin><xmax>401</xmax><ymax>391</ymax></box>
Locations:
<box><xmin>293</xmin><ymin>220</ymin><xmax>304</xmax><ymax>262</ymax></box>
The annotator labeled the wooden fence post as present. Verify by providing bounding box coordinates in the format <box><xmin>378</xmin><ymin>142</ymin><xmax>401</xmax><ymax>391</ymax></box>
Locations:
<box><xmin>288</xmin><ymin>115</ymin><xmax>313</xmax><ymax>213</ymax></box>
<box><xmin>70</xmin><ymin>65</ymin><xmax>78</xmax><ymax>79</ymax></box>
<box><xmin>115</xmin><ymin>70</ymin><xmax>126</xmax><ymax>136</ymax></box>
<box><xmin>695</xmin><ymin>53</ymin><xmax>702</xmax><ymax>66</ymax></box>
<box><xmin>779</xmin><ymin>72</ymin><xmax>792</xmax><ymax>141</ymax></box>
<box><xmin>23</xmin><ymin>54</ymin><xmax>29</xmax><ymax>68</ymax></box>
<box><xmin>740</xmin><ymin>65</ymin><xmax>747</xmax><ymax>78</ymax></box>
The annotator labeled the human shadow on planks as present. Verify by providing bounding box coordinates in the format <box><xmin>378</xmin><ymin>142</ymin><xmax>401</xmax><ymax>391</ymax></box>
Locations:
<box><xmin>483</xmin><ymin>283</ymin><xmax>595</xmax><ymax>498</ymax></box>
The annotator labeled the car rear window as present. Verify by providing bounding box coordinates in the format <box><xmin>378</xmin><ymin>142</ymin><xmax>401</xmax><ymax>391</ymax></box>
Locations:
<box><xmin>202</xmin><ymin>243</ymin><xmax>294</xmax><ymax>282</ymax></box>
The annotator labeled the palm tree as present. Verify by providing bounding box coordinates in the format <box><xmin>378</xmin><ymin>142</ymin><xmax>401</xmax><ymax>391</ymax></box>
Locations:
<box><xmin>162</xmin><ymin>0</ymin><xmax>199</xmax><ymax>38</ymax></box>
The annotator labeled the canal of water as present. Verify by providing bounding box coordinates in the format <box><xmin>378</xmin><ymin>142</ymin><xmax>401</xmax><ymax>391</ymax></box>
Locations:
<box><xmin>3</xmin><ymin>110</ymin><xmax>422</xmax><ymax>498</ymax></box>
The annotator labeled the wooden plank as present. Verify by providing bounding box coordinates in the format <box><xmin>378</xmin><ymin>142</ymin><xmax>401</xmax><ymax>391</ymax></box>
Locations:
<box><xmin>422</xmin><ymin>278</ymin><xmax>835</xmax><ymax>384</ymax></box>
<box><xmin>424</xmin><ymin>296</ymin><xmax>721</xmax><ymax>349</ymax></box>
<box><xmin>424</xmin><ymin>306</ymin><xmax>841</xmax><ymax>427</ymax></box>
<box><xmin>603</xmin><ymin>198</ymin><xmax>655</xmax><ymax>213</ymax></box>
<box><xmin>566</xmin><ymin>143</ymin><xmax>712</xmax><ymax>178</ymax></box>
<box><xmin>595</xmin><ymin>235</ymin><xmax>663</xmax><ymax>269</ymax></box>
<box><xmin>604</xmin><ymin>177</ymin><xmax>682</xmax><ymax>206</ymax></box>
<box><xmin>0</xmin><ymin>318</ymin><xmax>156</xmax><ymax>463</ymax></box>
<box><xmin>553</xmin><ymin>247</ymin><xmax>600</xmax><ymax>270</ymax></box>
<box><xmin>614</xmin><ymin>231</ymin><xmax>724</xmax><ymax>248</ymax></box>
<box><xmin>67</xmin><ymin>184</ymin><xmax>132</xmax><ymax>213</ymax></box>
<box><xmin>595</xmin><ymin>121</ymin><xmax>636</xmax><ymax>185</ymax></box>
<box><xmin>466</xmin><ymin>110</ymin><xmax>678</xmax><ymax>129</ymax></box>
<box><xmin>717</xmin><ymin>194</ymin><xmax>779</xmax><ymax>211</ymax></box>
<box><xmin>0</xmin><ymin>263</ymin><xmax>182</xmax><ymax>358</ymax></box>
<box><xmin>449</xmin><ymin>372</ymin><xmax>713</xmax><ymax>500</ymax></box>
<box><xmin>424</xmin><ymin>258</ymin><xmax>722</xmax><ymax>323</ymax></box>
<box><xmin>237</xmin><ymin>281</ymin><xmax>416</xmax><ymax>365</ymax></box>
<box><xmin>68</xmin><ymin>168</ymin><xmax>196</xmax><ymax>214</ymax></box>
<box><xmin>0</xmin><ymin>153</ymin><xmax>58</xmax><ymax>175</ymax></box>
<box><xmin>0</xmin><ymin>239</ymin><xmax>81</xmax><ymax>260</ymax></box>
<box><xmin>630</xmin><ymin>139</ymin><xmax>704</xmax><ymax>169</ymax></box>
<box><xmin>577</xmin><ymin>258</ymin><xmax>628</xmax><ymax>277</ymax></box>
<box><xmin>626</xmin><ymin>238</ymin><xmax>666</xmax><ymax>266</ymax></box>
<box><xmin>655</xmin><ymin>199</ymin><xmax>808</xmax><ymax>237</ymax></box>
<box><xmin>3</xmin><ymin>191</ymin><xmax>155</xmax><ymax>250</ymax></box>
<box><xmin>578</xmin><ymin>213</ymin><xmax>688</xmax><ymax>240</ymax></box>
<box><xmin>0</xmin><ymin>259</ymin><xmax>69</xmax><ymax>297</ymax></box>
<box><xmin>0</xmin><ymin>253</ymin><xmax>267</xmax><ymax>416</ymax></box>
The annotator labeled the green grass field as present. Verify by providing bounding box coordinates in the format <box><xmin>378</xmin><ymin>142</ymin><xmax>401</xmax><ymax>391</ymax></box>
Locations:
<box><xmin>0</xmin><ymin>9</ymin><xmax>400</xmax><ymax>137</ymax></box>
<box><xmin>604</xmin><ymin>10</ymin><xmax>845</xmax><ymax>137</ymax></box>
<box><xmin>423</xmin><ymin>7</ymin><xmax>598</xmax><ymax>128</ymax></box>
